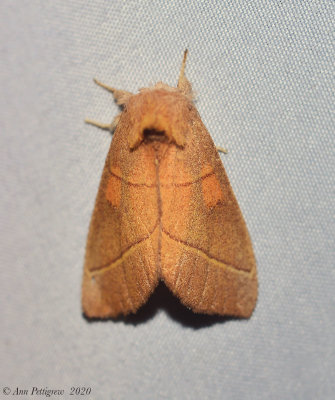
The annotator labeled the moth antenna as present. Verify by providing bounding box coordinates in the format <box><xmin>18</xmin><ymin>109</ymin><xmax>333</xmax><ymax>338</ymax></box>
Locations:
<box><xmin>93</xmin><ymin>78</ymin><xmax>133</xmax><ymax>106</ymax></box>
<box><xmin>177</xmin><ymin>49</ymin><xmax>193</xmax><ymax>97</ymax></box>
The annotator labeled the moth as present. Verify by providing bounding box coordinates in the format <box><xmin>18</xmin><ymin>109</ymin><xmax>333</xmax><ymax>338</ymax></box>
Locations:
<box><xmin>83</xmin><ymin>51</ymin><xmax>257</xmax><ymax>318</ymax></box>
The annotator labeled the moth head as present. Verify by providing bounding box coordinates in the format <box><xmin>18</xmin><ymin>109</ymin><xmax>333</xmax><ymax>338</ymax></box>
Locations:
<box><xmin>126</xmin><ymin>87</ymin><xmax>192</xmax><ymax>150</ymax></box>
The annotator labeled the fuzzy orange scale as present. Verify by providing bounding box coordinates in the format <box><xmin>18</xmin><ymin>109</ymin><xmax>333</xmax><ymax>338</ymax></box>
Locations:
<box><xmin>201</xmin><ymin>165</ymin><xmax>224</xmax><ymax>208</ymax></box>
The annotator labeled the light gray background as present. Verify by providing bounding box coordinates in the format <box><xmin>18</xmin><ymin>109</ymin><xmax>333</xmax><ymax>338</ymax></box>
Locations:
<box><xmin>1</xmin><ymin>1</ymin><xmax>334</xmax><ymax>399</ymax></box>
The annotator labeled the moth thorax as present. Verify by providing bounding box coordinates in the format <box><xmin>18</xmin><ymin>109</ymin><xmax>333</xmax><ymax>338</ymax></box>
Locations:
<box><xmin>127</xmin><ymin>89</ymin><xmax>190</xmax><ymax>149</ymax></box>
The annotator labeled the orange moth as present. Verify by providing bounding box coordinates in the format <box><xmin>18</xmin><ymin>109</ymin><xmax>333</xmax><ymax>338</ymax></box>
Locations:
<box><xmin>83</xmin><ymin>51</ymin><xmax>257</xmax><ymax>318</ymax></box>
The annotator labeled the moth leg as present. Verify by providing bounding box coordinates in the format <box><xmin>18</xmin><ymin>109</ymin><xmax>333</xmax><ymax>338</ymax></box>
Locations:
<box><xmin>85</xmin><ymin>114</ymin><xmax>121</xmax><ymax>132</ymax></box>
<box><xmin>216</xmin><ymin>145</ymin><xmax>228</xmax><ymax>154</ymax></box>
<box><xmin>84</xmin><ymin>119</ymin><xmax>113</xmax><ymax>131</ymax></box>
<box><xmin>93</xmin><ymin>78</ymin><xmax>133</xmax><ymax>106</ymax></box>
